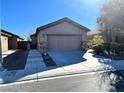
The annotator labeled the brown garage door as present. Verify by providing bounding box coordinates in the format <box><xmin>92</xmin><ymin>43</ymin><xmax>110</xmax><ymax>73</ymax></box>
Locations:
<box><xmin>47</xmin><ymin>35</ymin><xmax>82</xmax><ymax>51</ymax></box>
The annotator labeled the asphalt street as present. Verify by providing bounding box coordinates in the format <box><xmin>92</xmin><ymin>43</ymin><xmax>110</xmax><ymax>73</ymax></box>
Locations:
<box><xmin>0</xmin><ymin>70</ymin><xmax>124</xmax><ymax>92</ymax></box>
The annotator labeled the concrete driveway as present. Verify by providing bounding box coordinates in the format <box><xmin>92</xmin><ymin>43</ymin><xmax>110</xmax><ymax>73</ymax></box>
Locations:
<box><xmin>48</xmin><ymin>51</ymin><xmax>86</xmax><ymax>66</ymax></box>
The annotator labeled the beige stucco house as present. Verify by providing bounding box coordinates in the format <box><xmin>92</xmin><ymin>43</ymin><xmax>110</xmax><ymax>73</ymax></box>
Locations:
<box><xmin>30</xmin><ymin>18</ymin><xmax>90</xmax><ymax>52</ymax></box>
<box><xmin>1</xmin><ymin>29</ymin><xmax>23</xmax><ymax>52</ymax></box>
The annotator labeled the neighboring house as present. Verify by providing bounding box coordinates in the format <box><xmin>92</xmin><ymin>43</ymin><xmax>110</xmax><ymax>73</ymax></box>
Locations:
<box><xmin>30</xmin><ymin>17</ymin><xmax>90</xmax><ymax>52</ymax></box>
<box><xmin>87</xmin><ymin>29</ymin><xmax>124</xmax><ymax>43</ymax></box>
<box><xmin>1</xmin><ymin>29</ymin><xmax>23</xmax><ymax>52</ymax></box>
<box><xmin>87</xmin><ymin>29</ymin><xmax>102</xmax><ymax>40</ymax></box>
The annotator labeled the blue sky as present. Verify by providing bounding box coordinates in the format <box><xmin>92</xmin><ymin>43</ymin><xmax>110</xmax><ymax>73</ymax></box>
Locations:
<box><xmin>1</xmin><ymin>0</ymin><xmax>106</xmax><ymax>39</ymax></box>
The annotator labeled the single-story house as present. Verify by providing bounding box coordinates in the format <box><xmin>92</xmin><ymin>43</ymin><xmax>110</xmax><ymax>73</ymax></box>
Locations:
<box><xmin>1</xmin><ymin>29</ymin><xmax>23</xmax><ymax>52</ymax></box>
<box><xmin>87</xmin><ymin>29</ymin><xmax>102</xmax><ymax>40</ymax></box>
<box><xmin>30</xmin><ymin>17</ymin><xmax>90</xmax><ymax>52</ymax></box>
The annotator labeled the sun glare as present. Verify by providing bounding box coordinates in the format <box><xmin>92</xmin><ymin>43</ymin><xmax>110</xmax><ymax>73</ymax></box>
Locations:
<box><xmin>76</xmin><ymin>0</ymin><xmax>104</xmax><ymax>5</ymax></box>
<box><xmin>88</xmin><ymin>0</ymin><xmax>100</xmax><ymax>2</ymax></box>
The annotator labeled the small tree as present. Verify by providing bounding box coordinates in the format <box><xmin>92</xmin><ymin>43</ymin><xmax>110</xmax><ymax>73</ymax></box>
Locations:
<box><xmin>88</xmin><ymin>35</ymin><xmax>105</xmax><ymax>53</ymax></box>
<box><xmin>97</xmin><ymin>0</ymin><xmax>124</xmax><ymax>43</ymax></box>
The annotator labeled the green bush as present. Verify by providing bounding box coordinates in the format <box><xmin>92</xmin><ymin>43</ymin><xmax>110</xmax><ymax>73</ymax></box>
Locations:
<box><xmin>103</xmin><ymin>43</ymin><xmax>111</xmax><ymax>51</ymax></box>
<box><xmin>87</xmin><ymin>35</ymin><xmax>124</xmax><ymax>54</ymax></box>
<box><xmin>118</xmin><ymin>44</ymin><xmax>124</xmax><ymax>51</ymax></box>
<box><xmin>93</xmin><ymin>45</ymin><xmax>104</xmax><ymax>53</ymax></box>
<box><xmin>104</xmin><ymin>43</ymin><xmax>124</xmax><ymax>54</ymax></box>
<box><xmin>114</xmin><ymin>44</ymin><xmax>124</xmax><ymax>53</ymax></box>
<box><xmin>110</xmin><ymin>43</ymin><xmax>118</xmax><ymax>51</ymax></box>
<box><xmin>88</xmin><ymin>35</ymin><xmax>105</xmax><ymax>53</ymax></box>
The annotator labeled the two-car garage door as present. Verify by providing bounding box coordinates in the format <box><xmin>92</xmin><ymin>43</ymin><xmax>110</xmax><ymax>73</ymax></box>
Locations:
<box><xmin>47</xmin><ymin>35</ymin><xmax>82</xmax><ymax>51</ymax></box>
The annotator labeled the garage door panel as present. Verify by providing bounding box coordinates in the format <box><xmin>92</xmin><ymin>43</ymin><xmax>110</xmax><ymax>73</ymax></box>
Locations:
<box><xmin>48</xmin><ymin>35</ymin><xmax>81</xmax><ymax>51</ymax></box>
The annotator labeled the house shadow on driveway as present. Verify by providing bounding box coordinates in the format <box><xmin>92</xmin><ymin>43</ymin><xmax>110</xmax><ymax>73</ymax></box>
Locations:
<box><xmin>0</xmin><ymin>50</ymin><xmax>87</xmax><ymax>84</ymax></box>
<box><xmin>3</xmin><ymin>50</ymin><xmax>29</xmax><ymax>71</ymax></box>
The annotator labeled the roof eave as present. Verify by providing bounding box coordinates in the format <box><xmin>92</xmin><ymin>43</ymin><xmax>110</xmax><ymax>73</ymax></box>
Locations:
<box><xmin>1</xmin><ymin>29</ymin><xmax>24</xmax><ymax>40</ymax></box>
<box><xmin>36</xmin><ymin>17</ymin><xmax>90</xmax><ymax>35</ymax></box>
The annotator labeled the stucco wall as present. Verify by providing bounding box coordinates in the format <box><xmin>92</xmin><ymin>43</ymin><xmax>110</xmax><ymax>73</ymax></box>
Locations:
<box><xmin>1</xmin><ymin>35</ymin><xmax>8</xmax><ymax>52</ymax></box>
<box><xmin>39</xmin><ymin>22</ymin><xmax>86</xmax><ymax>35</ymax></box>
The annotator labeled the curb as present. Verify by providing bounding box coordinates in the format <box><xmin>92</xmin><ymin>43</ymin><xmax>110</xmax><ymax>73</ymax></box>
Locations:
<box><xmin>0</xmin><ymin>69</ymin><xmax>119</xmax><ymax>86</ymax></box>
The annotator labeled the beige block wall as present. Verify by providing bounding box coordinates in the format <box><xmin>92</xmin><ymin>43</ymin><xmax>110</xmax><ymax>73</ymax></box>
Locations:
<box><xmin>1</xmin><ymin>36</ymin><xmax>8</xmax><ymax>52</ymax></box>
<box><xmin>40</xmin><ymin>22</ymin><xmax>86</xmax><ymax>35</ymax></box>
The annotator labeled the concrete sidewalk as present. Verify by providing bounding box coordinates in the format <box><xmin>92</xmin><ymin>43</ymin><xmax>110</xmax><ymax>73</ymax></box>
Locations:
<box><xmin>2</xmin><ymin>50</ymin><xmax>16</xmax><ymax>58</ymax></box>
<box><xmin>0</xmin><ymin>49</ymin><xmax>124</xmax><ymax>84</ymax></box>
<box><xmin>3</xmin><ymin>50</ymin><xmax>29</xmax><ymax>70</ymax></box>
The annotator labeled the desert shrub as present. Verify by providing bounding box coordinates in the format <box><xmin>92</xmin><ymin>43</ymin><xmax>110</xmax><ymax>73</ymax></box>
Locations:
<box><xmin>88</xmin><ymin>35</ymin><xmax>105</xmax><ymax>53</ymax></box>
<box><xmin>93</xmin><ymin>45</ymin><xmax>104</xmax><ymax>53</ymax></box>
<box><xmin>118</xmin><ymin>44</ymin><xmax>124</xmax><ymax>51</ymax></box>
<box><xmin>103</xmin><ymin>42</ymin><xmax>111</xmax><ymax>51</ymax></box>
<box><xmin>110</xmin><ymin>43</ymin><xmax>118</xmax><ymax>51</ymax></box>
<box><xmin>104</xmin><ymin>43</ymin><xmax>124</xmax><ymax>54</ymax></box>
<box><xmin>114</xmin><ymin>44</ymin><xmax>124</xmax><ymax>54</ymax></box>
<box><xmin>87</xmin><ymin>34</ymin><xmax>124</xmax><ymax>55</ymax></box>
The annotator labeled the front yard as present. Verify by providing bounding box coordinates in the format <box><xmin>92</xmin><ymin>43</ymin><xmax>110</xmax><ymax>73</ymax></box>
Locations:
<box><xmin>0</xmin><ymin>49</ymin><xmax>124</xmax><ymax>84</ymax></box>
